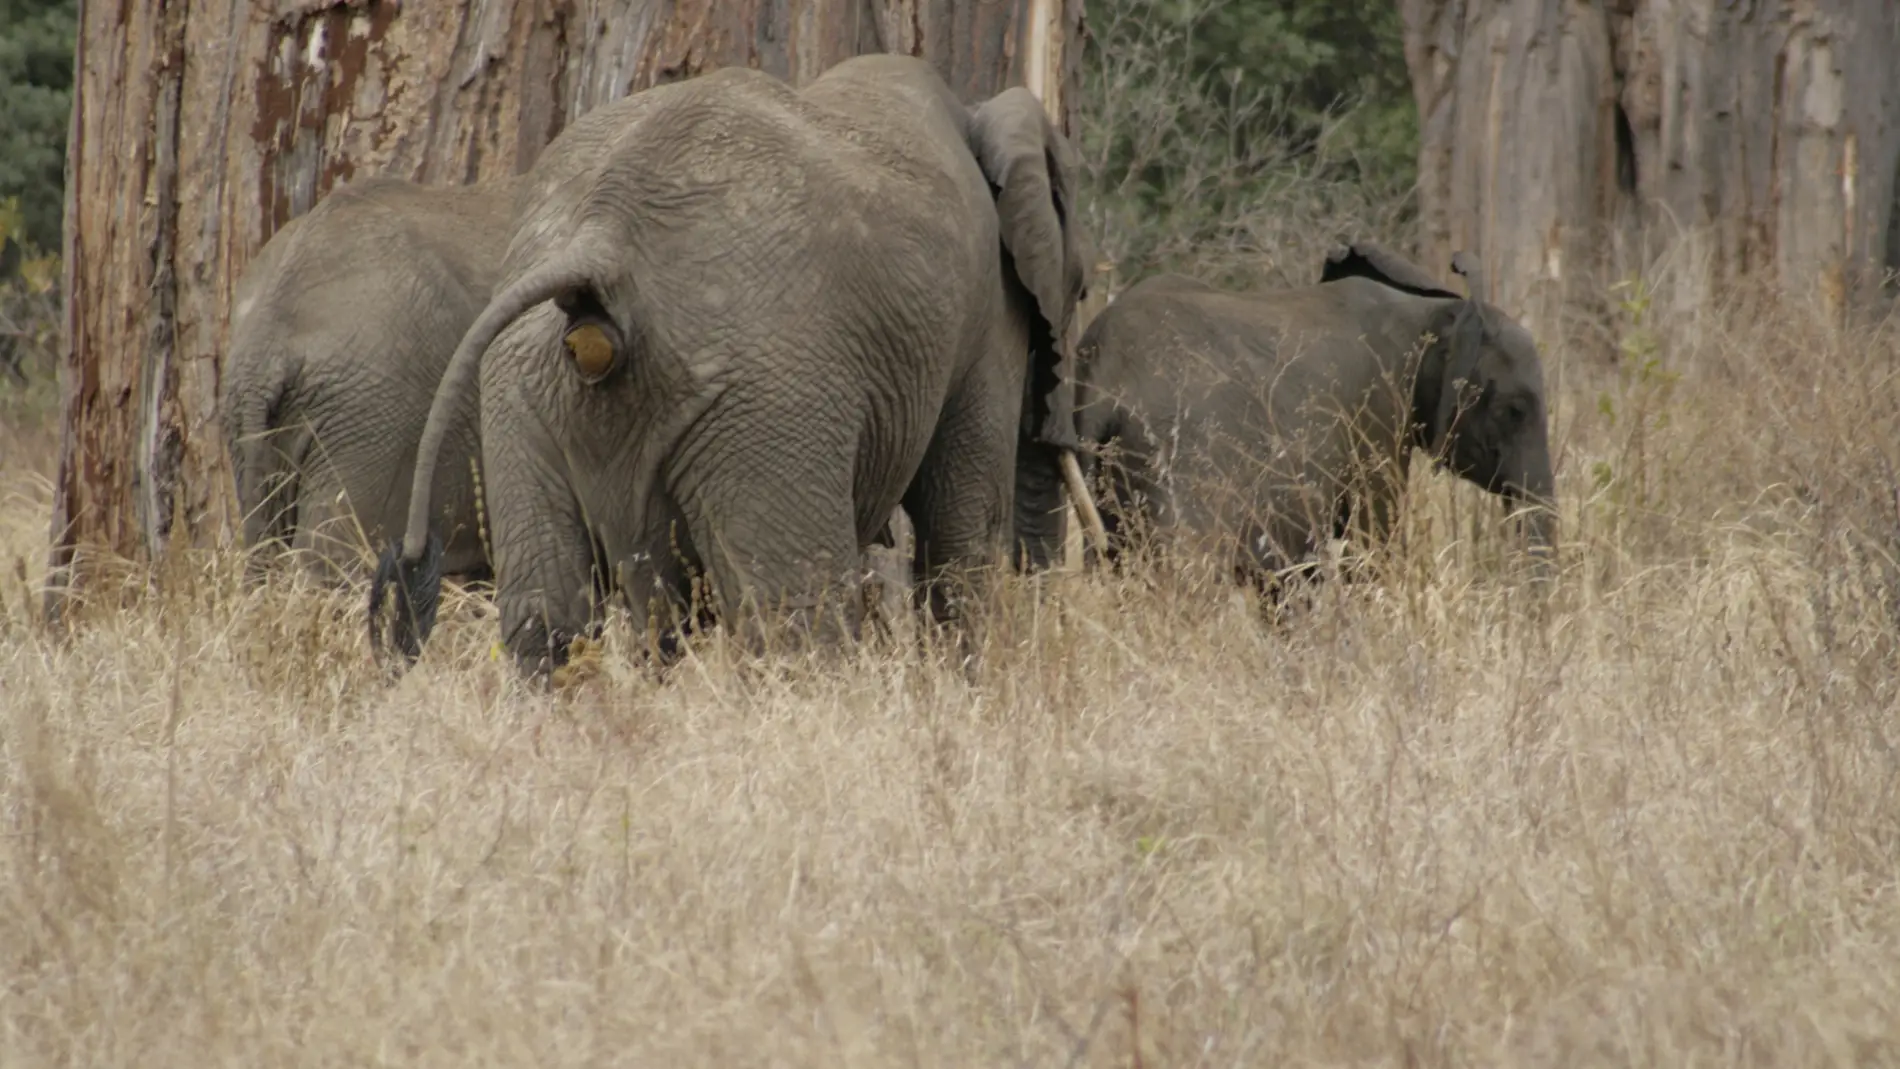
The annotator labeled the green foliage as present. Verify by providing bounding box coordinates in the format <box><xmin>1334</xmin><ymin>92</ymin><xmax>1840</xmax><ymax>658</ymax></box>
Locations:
<box><xmin>0</xmin><ymin>198</ymin><xmax>57</xmax><ymax>291</ymax></box>
<box><xmin>1165</xmin><ymin>0</ymin><xmax>1416</xmax><ymax>180</ymax></box>
<box><xmin>1075</xmin><ymin>0</ymin><xmax>1418</xmax><ymax>294</ymax></box>
<box><xmin>1</xmin><ymin>194</ymin><xmax>61</xmax><ymax>388</ymax></box>
<box><xmin>0</xmin><ymin>0</ymin><xmax>77</xmax><ymax>269</ymax></box>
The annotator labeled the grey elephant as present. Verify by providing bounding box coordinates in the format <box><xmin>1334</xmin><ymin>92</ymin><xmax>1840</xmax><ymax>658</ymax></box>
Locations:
<box><xmin>1012</xmin><ymin>242</ymin><xmax>1556</xmax><ymax>591</ymax></box>
<box><xmin>368</xmin><ymin>53</ymin><xmax>1088</xmax><ymax>671</ymax></box>
<box><xmin>222</xmin><ymin>173</ymin><xmax>522</xmax><ymax>580</ymax></box>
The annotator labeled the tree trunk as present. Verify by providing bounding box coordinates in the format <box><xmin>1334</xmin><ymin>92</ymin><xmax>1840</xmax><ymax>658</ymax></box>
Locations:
<box><xmin>1403</xmin><ymin>0</ymin><xmax>1900</xmax><ymax>344</ymax></box>
<box><xmin>47</xmin><ymin>0</ymin><xmax>1082</xmax><ymax>611</ymax></box>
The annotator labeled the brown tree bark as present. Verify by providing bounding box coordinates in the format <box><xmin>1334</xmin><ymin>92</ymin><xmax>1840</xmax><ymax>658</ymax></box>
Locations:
<box><xmin>1403</xmin><ymin>0</ymin><xmax>1900</xmax><ymax>344</ymax></box>
<box><xmin>47</xmin><ymin>0</ymin><xmax>1082</xmax><ymax>610</ymax></box>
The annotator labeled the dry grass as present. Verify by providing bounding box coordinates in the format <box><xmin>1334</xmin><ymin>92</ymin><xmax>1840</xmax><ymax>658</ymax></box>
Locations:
<box><xmin>5</xmin><ymin>270</ymin><xmax>1900</xmax><ymax>1066</ymax></box>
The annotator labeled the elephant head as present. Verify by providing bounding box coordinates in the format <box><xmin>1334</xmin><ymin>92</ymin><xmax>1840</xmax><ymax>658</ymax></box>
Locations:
<box><xmin>1325</xmin><ymin>241</ymin><xmax>1557</xmax><ymax>558</ymax></box>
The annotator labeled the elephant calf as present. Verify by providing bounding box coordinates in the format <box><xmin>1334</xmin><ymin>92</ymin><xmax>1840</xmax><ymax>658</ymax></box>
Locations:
<box><xmin>221</xmin><ymin>173</ymin><xmax>519</xmax><ymax>581</ymax></box>
<box><xmin>1014</xmin><ymin>243</ymin><xmax>1556</xmax><ymax>590</ymax></box>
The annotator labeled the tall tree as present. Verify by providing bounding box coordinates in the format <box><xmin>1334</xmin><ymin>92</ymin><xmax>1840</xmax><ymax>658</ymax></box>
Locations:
<box><xmin>46</xmin><ymin>0</ymin><xmax>1082</xmax><ymax>607</ymax></box>
<box><xmin>1403</xmin><ymin>0</ymin><xmax>1900</xmax><ymax>341</ymax></box>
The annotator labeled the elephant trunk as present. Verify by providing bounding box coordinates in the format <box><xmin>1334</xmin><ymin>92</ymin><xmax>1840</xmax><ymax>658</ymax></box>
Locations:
<box><xmin>1502</xmin><ymin>426</ymin><xmax>1558</xmax><ymax>570</ymax></box>
<box><xmin>368</xmin><ymin>251</ymin><xmax>599</xmax><ymax>662</ymax></box>
<box><xmin>1512</xmin><ymin>488</ymin><xmax>1558</xmax><ymax>564</ymax></box>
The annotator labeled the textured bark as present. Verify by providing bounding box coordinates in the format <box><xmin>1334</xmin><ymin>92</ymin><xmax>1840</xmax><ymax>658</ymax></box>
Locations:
<box><xmin>1403</xmin><ymin>0</ymin><xmax>1900</xmax><ymax>342</ymax></box>
<box><xmin>48</xmin><ymin>0</ymin><xmax>1082</xmax><ymax>607</ymax></box>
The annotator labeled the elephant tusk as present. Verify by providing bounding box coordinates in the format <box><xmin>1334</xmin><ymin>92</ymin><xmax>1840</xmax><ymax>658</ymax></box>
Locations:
<box><xmin>1058</xmin><ymin>448</ymin><xmax>1110</xmax><ymax>560</ymax></box>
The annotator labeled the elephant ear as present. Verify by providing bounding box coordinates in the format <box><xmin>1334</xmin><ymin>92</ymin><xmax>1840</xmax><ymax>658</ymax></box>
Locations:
<box><xmin>968</xmin><ymin>87</ymin><xmax>1088</xmax><ymax>449</ymax></box>
<box><xmin>1321</xmin><ymin>240</ymin><xmax>1464</xmax><ymax>300</ymax></box>
<box><xmin>1429</xmin><ymin>251</ymin><xmax>1491</xmax><ymax>451</ymax></box>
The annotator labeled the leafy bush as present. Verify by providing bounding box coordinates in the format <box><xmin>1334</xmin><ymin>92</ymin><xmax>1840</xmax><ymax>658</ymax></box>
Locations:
<box><xmin>1075</xmin><ymin>0</ymin><xmax>1418</xmax><ymax>296</ymax></box>
<box><xmin>0</xmin><ymin>0</ymin><xmax>77</xmax><ymax>266</ymax></box>
<box><xmin>0</xmin><ymin>1</ymin><xmax>72</xmax><ymax>402</ymax></box>
<box><xmin>0</xmin><ymin>195</ymin><xmax>60</xmax><ymax>392</ymax></box>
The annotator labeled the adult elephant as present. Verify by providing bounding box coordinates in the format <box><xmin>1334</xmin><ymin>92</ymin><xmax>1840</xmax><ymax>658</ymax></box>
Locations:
<box><xmin>221</xmin><ymin>173</ymin><xmax>521</xmax><ymax>581</ymax></box>
<box><xmin>369</xmin><ymin>54</ymin><xmax>1088</xmax><ymax>672</ymax></box>
<box><xmin>1012</xmin><ymin>243</ymin><xmax>1556</xmax><ymax>590</ymax></box>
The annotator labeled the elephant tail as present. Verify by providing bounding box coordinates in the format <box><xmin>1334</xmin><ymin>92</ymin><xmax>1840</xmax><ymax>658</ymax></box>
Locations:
<box><xmin>368</xmin><ymin>531</ymin><xmax>443</xmax><ymax>663</ymax></box>
<box><xmin>369</xmin><ymin>251</ymin><xmax>600</xmax><ymax>665</ymax></box>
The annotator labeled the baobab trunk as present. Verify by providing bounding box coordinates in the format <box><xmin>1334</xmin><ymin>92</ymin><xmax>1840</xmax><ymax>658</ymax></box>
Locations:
<box><xmin>47</xmin><ymin>0</ymin><xmax>1082</xmax><ymax>612</ymax></box>
<box><xmin>1403</xmin><ymin>0</ymin><xmax>1900</xmax><ymax>343</ymax></box>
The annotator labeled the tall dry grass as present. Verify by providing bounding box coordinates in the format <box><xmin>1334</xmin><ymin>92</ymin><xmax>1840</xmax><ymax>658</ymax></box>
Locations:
<box><xmin>4</xmin><ymin>252</ymin><xmax>1900</xmax><ymax>1064</ymax></box>
<box><xmin>6</xmin><ymin>9</ymin><xmax>1900</xmax><ymax>1052</ymax></box>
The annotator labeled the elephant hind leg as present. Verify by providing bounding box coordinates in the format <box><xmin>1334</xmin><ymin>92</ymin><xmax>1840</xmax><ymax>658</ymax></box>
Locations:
<box><xmin>670</xmin><ymin>412</ymin><xmax>866</xmax><ymax>657</ymax></box>
<box><xmin>607</xmin><ymin>501</ymin><xmax>711</xmax><ymax>664</ymax></box>
<box><xmin>234</xmin><ymin>423</ymin><xmax>312</xmax><ymax>583</ymax></box>
<box><xmin>902</xmin><ymin>376</ymin><xmax>1017</xmax><ymax>631</ymax></box>
<box><xmin>683</xmin><ymin>503</ymin><xmax>866</xmax><ymax>656</ymax></box>
<box><xmin>276</xmin><ymin>418</ymin><xmax>395</xmax><ymax>585</ymax></box>
<box><xmin>483</xmin><ymin>402</ymin><xmax>610</xmax><ymax>677</ymax></box>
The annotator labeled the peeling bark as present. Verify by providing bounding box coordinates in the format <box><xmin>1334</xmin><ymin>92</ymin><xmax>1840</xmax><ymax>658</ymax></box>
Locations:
<box><xmin>1402</xmin><ymin>0</ymin><xmax>1900</xmax><ymax>345</ymax></box>
<box><xmin>49</xmin><ymin>0</ymin><xmax>1080</xmax><ymax>610</ymax></box>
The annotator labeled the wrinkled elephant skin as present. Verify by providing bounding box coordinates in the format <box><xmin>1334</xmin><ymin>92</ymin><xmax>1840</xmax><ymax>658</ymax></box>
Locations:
<box><xmin>222</xmin><ymin>175</ymin><xmax>520</xmax><ymax>581</ymax></box>
<box><xmin>370</xmin><ymin>55</ymin><xmax>1089</xmax><ymax>672</ymax></box>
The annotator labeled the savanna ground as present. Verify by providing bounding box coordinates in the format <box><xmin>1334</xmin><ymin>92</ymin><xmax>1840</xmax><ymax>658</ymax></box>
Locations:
<box><xmin>7</xmin><ymin>13</ymin><xmax>1900</xmax><ymax>1063</ymax></box>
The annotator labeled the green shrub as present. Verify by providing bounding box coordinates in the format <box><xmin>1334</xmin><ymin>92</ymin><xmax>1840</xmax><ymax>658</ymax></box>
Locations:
<box><xmin>1075</xmin><ymin>0</ymin><xmax>1418</xmax><ymax>296</ymax></box>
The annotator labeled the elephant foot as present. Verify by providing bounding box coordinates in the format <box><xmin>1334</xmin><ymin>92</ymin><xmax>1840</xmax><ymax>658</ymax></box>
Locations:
<box><xmin>728</xmin><ymin>595</ymin><xmax>864</xmax><ymax>659</ymax></box>
<box><xmin>500</xmin><ymin>615</ymin><xmax>598</xmax><ymax>682</ymax></box>
<box><xmin>1239</xmin><ymin>554</ymin><xmax>1326</xmax><ymax>627</ymax></box>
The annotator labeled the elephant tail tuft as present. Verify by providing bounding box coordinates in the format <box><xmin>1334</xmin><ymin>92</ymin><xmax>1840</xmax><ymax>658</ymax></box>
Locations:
<box><xmin>368</xmin><ymin>531</ymin><xmax>444</xmax><ymax>667</ymax></box>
